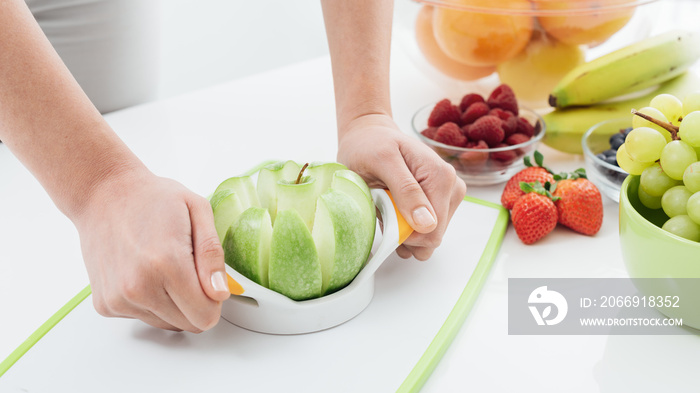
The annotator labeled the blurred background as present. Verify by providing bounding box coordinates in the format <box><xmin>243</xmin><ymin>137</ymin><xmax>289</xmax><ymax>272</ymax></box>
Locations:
<box><xmin>156</xmin><ymin>1</ymin><xmax>329</xmax><ymax>99</ymax></box>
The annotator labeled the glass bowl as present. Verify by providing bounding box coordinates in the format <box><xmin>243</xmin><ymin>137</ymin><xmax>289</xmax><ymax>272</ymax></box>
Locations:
<box><xmin>395</xmin><ymin>0</ymin><xmax>659</xmax><ymax>110</ymax></box>
<box><xmin>582</xmin><ymin>118</ymin><xmax>631</xmax><ymax>202</ymax></box>
<box><xmin>411</xmin><ymin>104</ymin><xmax>544</xmax><ymax>186</ymax></box>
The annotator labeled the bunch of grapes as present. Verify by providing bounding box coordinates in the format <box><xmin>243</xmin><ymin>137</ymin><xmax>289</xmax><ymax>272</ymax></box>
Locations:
<box><xmin>617</xmin><ymin>91</ymin><xmax>700</xmax><ymax>241</ymax></box>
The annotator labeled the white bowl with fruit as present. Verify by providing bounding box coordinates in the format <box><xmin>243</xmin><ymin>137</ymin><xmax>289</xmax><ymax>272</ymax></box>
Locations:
<box><xmin>210</xmin><ymin>161</ymin><xmax>412</xmax><ymax>334</ymax></box>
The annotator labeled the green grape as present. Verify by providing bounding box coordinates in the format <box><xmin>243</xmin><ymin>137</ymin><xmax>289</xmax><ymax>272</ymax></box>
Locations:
<box><xmin>682</xmin><ymin>91</ymin><xmax>700</xmax><ymax>117</ymax></box>
<box><xmin>625</xmin><ymin>127</ymin><xmax>667</xmax><ymax>162</ymax></box>
<box><xmin>660</xmin><ymin>140</ymin><xmax>697</xmax><ymax>180</ymax></box>
<box><xmin>661</xmin><ymin>185</ymin><xmax>692</xmax><ymax>217</ymax></box>
<box><xmin>683</xmin><ymin>162</ymin><xmax>700</xmax><ymax>193</ymax></box>
<box><xmin>638</xmin><ymin>185</ymin><xmax>663</xmax><ymax>209</ymax></box>
<box><xmin>662</xmin><ymin>215</ymin><xmax>700</xmax><ymax>242</ymax></box>
<box><xmin>632</xmin><ymin>107</ymin><xmax>672</xmax><ymax>142</ymax></box>
<box><xmin>640</xmin><ymin>162</ymin><xmax>680</xmax><ymax>196</ymax></box>
<box><xmin>678</xmin><ymin>111</ymin><xmax>700</xmax><ymax>147</ymax></box>
<box><xmin>686</xmin><ymin>192</ymin><xmax>700</xmax><ymax>225</ymax></box>
<box><xmin>616</xmin><ymin>143</ymin><xmax>653</xmax><ymax>175</ymax></box>
<box><xmin>650</xmin><ymin>93</ymin><xmax>683</xmax><ymax>125</ymax></box>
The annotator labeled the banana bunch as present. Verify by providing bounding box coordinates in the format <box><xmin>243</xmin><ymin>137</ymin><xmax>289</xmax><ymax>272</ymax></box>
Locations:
<box><xmin>543</xmin><ymin>30</ymin><xmax>700</xmax><ymax>154</ymax></box>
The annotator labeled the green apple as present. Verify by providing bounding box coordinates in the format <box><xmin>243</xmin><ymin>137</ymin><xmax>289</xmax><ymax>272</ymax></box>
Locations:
<box><xmin>223</xmin><ymin>207</ymin><xmax>272</xmax><ymax>288</ymax></box>
<box><xmin>210</xmin><ymin>189</ymin><xmax>245</xmax><ymax>242</ymax></box>
<box><xmin>256</xmin><ymin>160</ymin><xmax>301</xmax><ymax>223</ymax></box>
<box><xmin>213</xmin><ymin>160</ymin><xmax>376</xmax><ymax>300</ymax></box>
<box><xmin>269</xmin><ymin>209</ymin><xmax>322</xmax><ymax>300</ymax></box>
<box><xmin>214</xmin><ymin>175</ymin><xmax>260</xmax><ymax>208</ymax></box>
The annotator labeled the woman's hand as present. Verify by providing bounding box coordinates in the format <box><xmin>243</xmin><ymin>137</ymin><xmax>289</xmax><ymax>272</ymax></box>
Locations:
<box><xmin>337</xmin><ymin>114</ymin><xmax>467</xmax><ymax>261</ymax></box>
<box><xmin>73</xmin><ymin>169</ymin><xmax>231</xmax><ymax>332</ymax></box>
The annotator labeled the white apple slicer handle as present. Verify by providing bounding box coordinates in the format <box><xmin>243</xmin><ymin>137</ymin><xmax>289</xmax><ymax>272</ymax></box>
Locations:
<box><xmin>221</xmin><ymin>188</ymin><xmax>413</xmax><ymax>335</ymax></box>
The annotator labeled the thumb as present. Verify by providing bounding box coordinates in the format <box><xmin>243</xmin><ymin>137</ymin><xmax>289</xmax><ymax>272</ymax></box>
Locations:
<box><xmin>378</xmin><ymin>159</ymin><xmax>437</xmax><ymax>234</ymax></box>
<box><xmin>188</xmin><ymin>195</ymin><xmax>231</xmax><ymax>302</ymax></box>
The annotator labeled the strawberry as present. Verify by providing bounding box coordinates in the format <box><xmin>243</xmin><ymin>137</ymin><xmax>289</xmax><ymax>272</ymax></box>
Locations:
<box><xmin>552</xmin><ymin>169</ymin><xmax>604</xmax><ymax>236</ymax></box>
<box><xmin>511</xmin><ymin>182</ymin><xmax>559</xmax><ymax>245</ymax></box>
<box><xmin>500</xmin><ymin>151</ymin><xmax>555</xmax><ymax>210</ymax></box>
<box><xmin>487</xmin><ymin>84</ymin><xmax>519</xmax><ymax>115</ymax></box>
<box><xmin>428</xmin><ymin>99</ymin><xmax>462</xmax><ymax>127</ymax></box>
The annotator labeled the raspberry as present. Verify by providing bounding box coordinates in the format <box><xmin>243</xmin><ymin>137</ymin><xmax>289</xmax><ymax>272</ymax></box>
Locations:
<box><xmin>505</xmin><ymin>133</ymin><xmax>531</xmax><ymax>146</ymax></box>
<box><xmin>490</xmin><ymin>143</ymin><xmax>518</xmax><ymax>163</ymax></box>
<box><xmin>461</xmin><ymin>124</ymin><xmax>471</xmax><ymax>139</ymax></box>
<box><xmin>489</xmin><ymin>108</ymin><xmax>518</xmax><ymax>137</ymax></box>
<box><xmin>433</xmin><ymin>122</ymin><xmax>467</xmax><ymax>147</ymax></box>
<box><xmin>467</xmin><ymin>115</ymin><xmax>505</xmax><ymax>148</ymax></box>
<box><xmin>503</xmin><ymin>116</ymin><xmax>519</xmax><ymax>138</ymax></box>
<box><xmin>487</xmin><ymin>84</ymin><xmax>519</xmax><ymax>115</ymax></box>
<box><xmin>428</xmin><ymin>99</ymin><xmax>461</xmax><ymax>127</ymax></box>
<box><xmin>488</xmin><ymin>108</ymin><xmax>513</xmax><ymax>121</ymax></box>
<box><xmin>459</xmin><ymin>93</ymin><xmax>485</xmax><ymax>112</ymax></box>
<box><xmin>421</xmin><ymin>127</ymin><xmax>438</xmax><ymax>140</ymax></box>
<box><xmin>516</xmin><ymin>117</ymin><xmax>535</xmax><ymax>137</ymax></box>
<box><xmin>461</xmin><ymin>102</ymin><xmax>490</xmax><ymax>125</ymax></box>
<box><xmin>459</xmin><ymin>140</ymin><xmax>489</xmax><ymax>168</ymax></box>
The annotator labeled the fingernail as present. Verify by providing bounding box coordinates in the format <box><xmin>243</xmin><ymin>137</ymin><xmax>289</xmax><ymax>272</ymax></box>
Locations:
<box><xmin>412</xmin><ymin>206</ymin><xmax>436</xmax><ymax>228</ymax></box>
<box><xmin>211</xmin><ymin>271</ymin><xmax>229</xmax><ymax>293</ymax></box>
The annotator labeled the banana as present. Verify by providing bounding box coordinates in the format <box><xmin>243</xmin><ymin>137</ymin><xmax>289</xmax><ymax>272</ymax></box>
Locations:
<box><xmin>549</xmin><ymin>30</ymin><xmax>700</xmax><ymax>109</ymax></box>
<box><xmin>542</xmin><ymin>70</ymin><xmax>700</xmax><ymax>154</ymax></box>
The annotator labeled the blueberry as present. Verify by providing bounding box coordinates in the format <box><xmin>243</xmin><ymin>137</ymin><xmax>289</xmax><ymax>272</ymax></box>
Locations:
<box><xmin>610</xmin><ymin>134</ymin><xmax>625</xmax><ymax>150</ymax></box>
<box><xmin>597</xmin><ymin>153</ymin><xmax>607</xmax><ymax>161</ymax></box>
<box><xmin>622</xmin><ymin>127</ymin><xmax>633</xmax><ymax>137</ymax></box>
<box><xmin>604</xmin><ymin>155</ymin><xmax>618</xmax><ymax>166</ymax></box>
<box><xmin>603</xmin><ymin>148</ymin><xmax>617</xmax><ymax>157</ymax></box>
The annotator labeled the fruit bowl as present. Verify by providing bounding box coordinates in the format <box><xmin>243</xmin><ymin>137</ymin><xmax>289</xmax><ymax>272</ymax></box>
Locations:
<box><xmin>619</xmin><ymin>175</ymin><xmax>700</xmax><ymax>330</ymax></box>
<box><xmin>582</xmin><ymin>118</ymin><xmax>630</xmax><ymax>202</ymax></box>
<box><xmin>411</xmin><ymin>104</ymin><xmax>544</xmax><ymax>185</ymax></box>
<box><xmin>395</xmin><ymin>0</ymin><xmax>659</xmax><ymax>110</ymax></box>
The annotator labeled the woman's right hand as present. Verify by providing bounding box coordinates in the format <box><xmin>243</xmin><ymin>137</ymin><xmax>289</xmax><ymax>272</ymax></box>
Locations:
<box><xmin>73</xmin><ymin>169</ymin><xmax>231</xmax><ymax>332</ymax></box>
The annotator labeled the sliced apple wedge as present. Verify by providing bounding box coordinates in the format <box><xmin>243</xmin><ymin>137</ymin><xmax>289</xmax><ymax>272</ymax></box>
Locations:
<box><xmin>214</xmin><ymin>175</ymin><xmax>260</xmax><ymax>208</ymax></box>
<box><xmin>256</xmin><ymin>160</ymin><xmax>301</xmax><ymax>223</ymax></box>
<box><xmin>330</xmin><ymin>169</ymin><xmax>376</xmax><ymax>241</ymax></box>
<box><xmin>276</xmin><ymin>177</ymin><xmax>318</xmax><ymax>232</ymax></box>
<box><xmin>223</xmin><ymin>207</ymin><xmax>272</xmax><ymax>287</ymax></box>
<box><xmin>210</xmin><ymin>189</ymin><xmax>245</xmax><ymax>242</ymax></box>
<box><xmin>306</xmin><ymin>161</ymin><xmax>348</xmax><ymax>192</ymax></box>
<box><xmin>269</xmin><ymin>209</ymin><xmax>323</xmax><ymax>300</ymax></box>
<box><xmin>313</xmin><ymin>189</ymin><xmax>369</xmax><ymax>295</ymax></box>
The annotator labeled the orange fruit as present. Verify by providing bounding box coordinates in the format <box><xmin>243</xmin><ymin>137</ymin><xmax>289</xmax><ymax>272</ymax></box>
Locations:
<box><xmin>414</xmin><ymin>5</ymin><xmax>496</xmax><ymax>81</ymax></box>
<box><xmin>432</xmin><ymin>0</ymin><xmax>534</xmax><ymax>67</ymax></box>
<box><xmin>533</xmin><ymin>0</ymin><xmax>636</xmax><ymax>46</ymax></box>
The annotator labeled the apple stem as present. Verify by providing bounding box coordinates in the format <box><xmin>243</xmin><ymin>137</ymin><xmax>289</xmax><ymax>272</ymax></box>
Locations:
<box><xmin>295</xmin><ymin>163</ymin><xmax>309</xmax><ymax>184</ymax></box>
<box><xmin>631</xmin><ymin>109</ymin><xmax>680</xmax><ymax>140</ymax></box>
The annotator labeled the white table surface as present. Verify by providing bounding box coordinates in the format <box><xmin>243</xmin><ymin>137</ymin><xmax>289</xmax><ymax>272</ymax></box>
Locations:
<box><xmin>2</xmin><ymin>42</ymin><xmax>699</xmax><ymax>391</ymax></box>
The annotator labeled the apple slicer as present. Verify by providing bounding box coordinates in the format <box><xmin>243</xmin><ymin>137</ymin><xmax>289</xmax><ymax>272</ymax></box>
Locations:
<box><xmin>221</xmin><ymin>188</ymin><xmax>413</xmax><ymax>334</ymax></box>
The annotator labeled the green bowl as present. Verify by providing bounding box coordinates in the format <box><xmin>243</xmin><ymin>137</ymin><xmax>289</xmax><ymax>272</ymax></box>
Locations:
<box><xmin>619</xmin><ymin>175</ymin><xmax>700</xmax><ymax>329</ymax></box>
